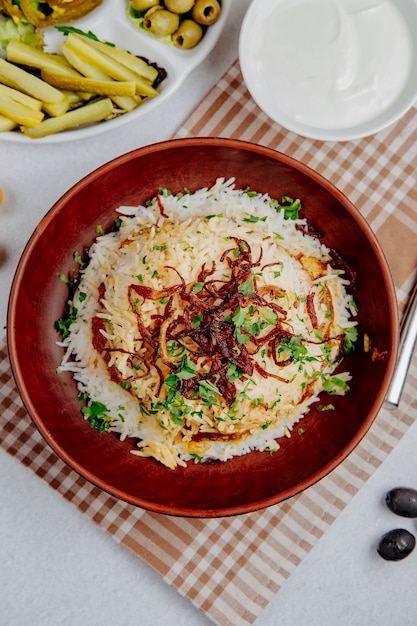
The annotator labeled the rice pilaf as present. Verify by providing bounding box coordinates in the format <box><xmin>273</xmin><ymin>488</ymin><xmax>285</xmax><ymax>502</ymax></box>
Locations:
<box><xmin>58</xmin><ymin>178</ymin><xmax>358</xmax><ymax>469</ymax></box>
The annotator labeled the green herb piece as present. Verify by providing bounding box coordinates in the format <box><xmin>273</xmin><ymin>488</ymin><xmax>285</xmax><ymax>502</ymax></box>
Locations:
<box><xmin>176</xmin><ymin>354</ymin><xmax>197</xmax><ymax>381</ymax></box>
<box><xmin>59</xmin><ymin>273</ymin><xmax>76</xmax><ymax>288</ymax></box>
<box><xmin>205</xmin><ymin>214</ymin><xmax>223</xmax><ymax>220</ymax></box>
<box><xmin>264</xmin><ymin>446</ymin><xmax>278</xmax><ymax>455</ymax></box>
<box><xmin>236</xmin><ymin>381</ymin><xmax>251</xmax><ymax>401</ymax></box>
<box><xmin>317</xmin><ymin>404</ymin><xmax>335</xmax><ymax>411</ymax></box>
<box><xmin>262</xmin><ymin>307</ymin><xmax>277</xmax><ymax>325</ymax></box>
<box><xmin>193</xmin><ymin>313</ymin><xmax>203</xmax><ymax>328</ymax></box>
<box><xmin>192</xmin><ymin>282</ymin><xmax>204</xmax><ymax>294</ymax></box>
<box><xmin>324</xmin><ymin>304</ymin><xmax>332</xmax><ymax>319</ymax></box>
<box><xmin>342</xmin><ymin>326</ymin><xmax>358</xmax><ymax>354</ymax></box>
<box><xmin>226</xmin><ymin>362</ymin><xmax>244</xmax><ymax>382</ymax></box>
<box><xmin>253</xmin><ymin>397</ymin><xmax>264</xmax><ymax>407</ymax></box>
<box><xmin>82</xmin><ymin>401</ymin><xmax>112</xmax><ymax>432</ymax></box>
<box><xmin>322</xmin><ymin>376</ymin><xmax>350</xmax><ymax>395</ymax></box>
<box><xmin>271</xmin><ymin>196</ymin><xmax>302</xmax><ymax>220</ymax></box>
<box><xmin>119</xmin><ymin>381</ymin><xmax>132</xmax><ymax>389</ymax></box>
<box><xmin>167</xmin><ymin>340</ymin><xmax>185</xmax><ymax>357</ymax></box>
<box><xmin>73</xmin><ymin>251</ymin><xmax>86</xmax><ymax>269</ymax></box>
<box><xmin>238</xmin><ymin>276</ymin><xmax>254</xmax><ymax>295</ymax></box>
<box><xmin>96</xmin><ymin>225</ymin><xmax>105</xmax><ymax>236</ymax></box>
<box><xmin>231</xmin><ymin>306</ymin><xmax>246</xmax><ymax>327</ymax></box>
<box><xmin>56</xmin><ymin>300</ymin><xmax>77</xmax><ymax>338</ymax></box>
<box><xmin>243</xmin><ymin>214</ymin><xmax>268</xmax><ymax>223</ymax></box>
<box><xmin>198</xmin><ymin>379</ymin><xmax>220</xmax><ymax>405</ymax></box>
<box><xmin>278</xmin><ymin>335</ymin><xmax>307</xmax><ymax>362</ymax></box>
<box><xmin>165</xmin><ymin>355</ymin><xmax>196</xmax><ymax>392</ymax></box>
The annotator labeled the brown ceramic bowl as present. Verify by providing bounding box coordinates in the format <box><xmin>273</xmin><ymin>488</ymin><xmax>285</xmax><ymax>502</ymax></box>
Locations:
<box><xmin>7</xmin><ymin>138</ymin><xmax>399</xmax><ymax>517</ymax></box>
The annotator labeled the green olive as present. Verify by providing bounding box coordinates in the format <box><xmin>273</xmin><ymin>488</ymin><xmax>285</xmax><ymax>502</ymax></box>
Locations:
<box><xmin>172</xmin><ymin>19</ymin><xmax>203</xmax><ymax>48</ymax></box>
<box><xmin>130</xmin><ymin>0</ymin><xmax>160</xmax><ymax>11</ymax></box>
<box><xmin>191</xmin><ymin>0</ymin><xmax>221</xmax><ymax>25</ymax></box>
<box><xmin>143</xmin><ymin>6</ymin><xmax>180</xmax><ymax>36</ymax></box>
<box><xmin>164</xmin><ymin>0</ymin><xmax>195</xmax><ymax>13</ymax></box>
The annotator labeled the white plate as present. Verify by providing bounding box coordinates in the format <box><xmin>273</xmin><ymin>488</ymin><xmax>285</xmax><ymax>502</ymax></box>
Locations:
<box><xmin>239</xmin><ymin>0</ymin><xmax>417</xmax><ymax>141</ymax></box>
<box><xmin>0</xmin><ymin>0</ymin><xmax>230</xmax><ymax>143</ymax></box>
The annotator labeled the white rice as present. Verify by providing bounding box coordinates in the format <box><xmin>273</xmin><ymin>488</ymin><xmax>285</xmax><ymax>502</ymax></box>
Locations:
<box><xmin>58</xmin><ymin>178</ymin><xmax>358</xmax><ymax>469</ymax></box>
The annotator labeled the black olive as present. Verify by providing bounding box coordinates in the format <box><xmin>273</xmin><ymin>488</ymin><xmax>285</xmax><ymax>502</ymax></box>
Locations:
<box><xmin>385</xmin><ymin>487</ymin><xmax>417</xmax><ymax>518</ymax></box>
<box><xmin>377</xmin><ymin>528</ymin><xmax>416</xmax><ymax>561</ymax></box>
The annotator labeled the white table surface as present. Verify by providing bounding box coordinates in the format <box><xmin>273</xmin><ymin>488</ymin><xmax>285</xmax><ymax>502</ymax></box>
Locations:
<box><xmin>2</xmin><ymin>2</ymin><xmax>417</xmax><ymax>624</ymax></box>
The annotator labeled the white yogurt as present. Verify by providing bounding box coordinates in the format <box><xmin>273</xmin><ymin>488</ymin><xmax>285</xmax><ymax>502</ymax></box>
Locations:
<box><xmin>252</xmin><ymin>0</ymin><xmax>412</xmax><ymax>129</ymax></box>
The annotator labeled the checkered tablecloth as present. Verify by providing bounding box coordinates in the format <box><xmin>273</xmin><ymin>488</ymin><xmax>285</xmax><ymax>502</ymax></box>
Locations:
<box><xmin>1</xmin><ymin>60</ymin><xmax>417</xmax><ymax>626</ymax></box>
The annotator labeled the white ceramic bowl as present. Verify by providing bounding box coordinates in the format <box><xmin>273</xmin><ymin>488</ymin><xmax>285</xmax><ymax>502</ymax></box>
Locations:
<box><xmin>0</xmin><ymin>0</ymin><xmax>230</xmax><ymax>143</ymax></box>
<box><xmin>239</xmin><ymin>0</ymin><xmax>417</xmax><ymax>141</ymax></box>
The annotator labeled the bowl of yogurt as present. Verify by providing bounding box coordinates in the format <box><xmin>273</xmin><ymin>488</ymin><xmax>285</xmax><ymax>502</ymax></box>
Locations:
<box><xmin>239</xmin><ymin>0</ymin><xmax>417</xmax><ymax>141</ymax></box>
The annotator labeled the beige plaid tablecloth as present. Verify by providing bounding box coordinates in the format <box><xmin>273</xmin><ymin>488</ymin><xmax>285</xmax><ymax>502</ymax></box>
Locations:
<box><xmin>1</xmin><ymin>60</ymin><xmax>417</xmax><ymax>626</ymax></box>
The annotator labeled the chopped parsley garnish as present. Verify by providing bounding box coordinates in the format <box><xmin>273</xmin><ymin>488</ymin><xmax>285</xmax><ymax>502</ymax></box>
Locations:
<box><xmin>277</xmin><ymin>335</ymin><xmax>308</xmax><ymax>362</ymax></box>
<box><xmin>322</xmin><ymin>376</ymin><xmax>350</xmax><ymax>395</ymax></box>
<box><xmin>192</xmin><ymin>282</ymin><xmax>204</xmax><ymax>293</ymax></box>
<box><xmin>270</xmin><ymin>196</ymin><xmax>301</xmax><ymax>220</ymax></box>
<box><xmin>81</xmin><ymin>401</ymin><xmax>112</xmax><ymax>432</ymax></box>
<box><xmin>193</xmin><ymin>313</ymin><xmax>203</xmax><ymax>328</ymax></box>
<box><xmin>59</xmin><ymin>272</ymin><xmax>77</xmax><ymax>288</ymax></box>
<box><xmin>243</xmin><ymin>214</ymin><xmax>268</xmax><ymax>223</ymax></box>
<box><xmin>238</xmin><ymin>276</ymin><xmax>254</xmax><ymax>295</ymax></box>
<box><xmin>73</xmin><ymin>251</ymin><xmax>86</xmax><ymax>269</ymax></box>
<box><xmin>119</xmin><ymin>381</ymin><xmax>132</xmax><ymax>389</ymax></box>
<box><xmin>205</xmin><ymin>213</ymin><xmax>223</xmax><ymax>220</ymax></box>
<box><xmin>198</xmin><ymin>379</ymin><xmax>220</xmax><ymax>405</ymax></box>
<box><xmin>342</xmin><ymin>326</ymin><xmax>358</xmax><ymax>353</ymax></box>
<box><xmin>56</xmin><ymin>300</ymin><xmax>77</xmax><ymax>338</ymax></box>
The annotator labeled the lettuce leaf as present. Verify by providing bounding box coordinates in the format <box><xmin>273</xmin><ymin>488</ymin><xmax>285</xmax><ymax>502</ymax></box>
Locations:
<box><xmin>0</xmin><ymin>17</ymin><xmax>44</xmax><ymax>51</ymax></box>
